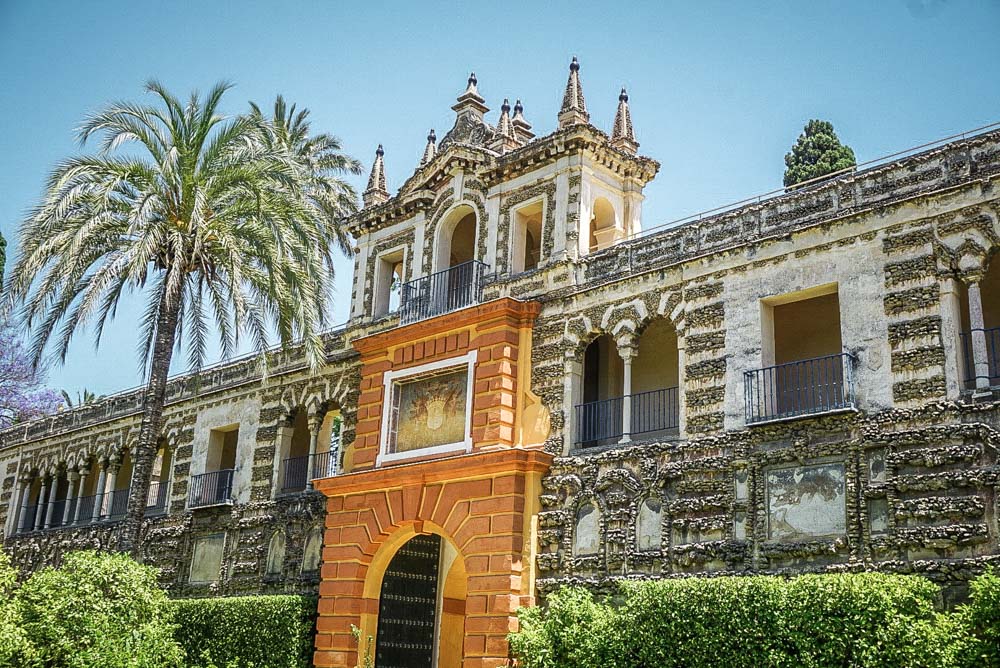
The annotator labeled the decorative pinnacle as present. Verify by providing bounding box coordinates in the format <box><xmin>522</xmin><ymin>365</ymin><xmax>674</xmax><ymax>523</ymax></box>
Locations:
<box><xmin>363</xmin><ymin>144</ymin><xmax>389</xmax><ymax>207</ymax></box>
<box><xmin>558</xmin><ymin>55</ymin><xmax>589</xmax><ymax>128</ymax></box>
<box><xmin>611</xmin><ymin>86</ymin><xmax>638</xmax><ymax>154</ymax></box>
<box><xmin>452</xmin><ymin>70</ymin><xmax>489</xmax><ymax>119</ymax></box>
<box><xmin>511</xmin><ymin>98</ymin><xmax>534</xmax><ymax>143</ymax></box>
<box><xmin>421</xmin><ymin>129</ymin><xmax>437</xmax><ymax>165</ymax></box>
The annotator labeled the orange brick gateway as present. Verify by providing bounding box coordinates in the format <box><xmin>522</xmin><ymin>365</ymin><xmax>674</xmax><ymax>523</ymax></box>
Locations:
<box><xmin>312</xmin><ymin>298</ymin><xmax>552</xmax><ymax>668</ymax></box>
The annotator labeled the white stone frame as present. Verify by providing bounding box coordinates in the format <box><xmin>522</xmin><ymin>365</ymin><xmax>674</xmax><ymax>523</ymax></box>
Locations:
<box><xmin>372</xmin><ymin>244</ymin><xmax>408</xmax><ymax>318</ymax></box>
<box><xmin>377</xmin><ymin>350</ymin><xmax>478</xmax><ymax>466</ymax></box>
<box><xmin>509</xmin><ymin>195</ymin><xmax>547</xmax><ymax>275</ymax></box>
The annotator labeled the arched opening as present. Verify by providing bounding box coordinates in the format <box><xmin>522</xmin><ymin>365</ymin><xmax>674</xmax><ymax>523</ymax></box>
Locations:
<box><xmin>588</xmin><ymin>197</ymin><xmax>619</xmax><ymax>253</ymax></box>
<box><xmin>104</xmin><ymin>450</ymin><xmax>133</xmax><ymax>520</ymax></box>
<box><xmin>632</xmin><ymin>318</ymin><xmax>681</xmax><ymax>439</ymax></box>
<box><xmin>314</xmin><ymin>406</ymin><xmax>342</xmax><ymax>479</ymax></box>
<box><xmin>435</xmin><ymin>206</ymin><xmax>477</xmax><ymax>273</ymax></box>
<box><xmin>375</xmin><ymin>534</ymin><xmax>443</xmax><ymax>667</ymax></box>
<box><xmin>575</xmin><ymin>335</ymin><xmax>623</xmax><ymax>447</ymax></box>
<box><xmin>959</xmin><ymin>255</ymin><xmax>1000</xmax><ymax>388</ymax></box>
<box><xmin>279</xmin><ymin>409</ymin><xmax>311</xmax><ymax>493</ymax></box>
<box><xmin>146</xmin><ymin>440</ymin><xmax>172</xmax><ymax>515</ymax></box>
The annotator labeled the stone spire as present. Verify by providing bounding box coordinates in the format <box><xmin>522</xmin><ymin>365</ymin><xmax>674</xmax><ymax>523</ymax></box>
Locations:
<box><xmin>558</xmin><ymin>56</ymin><xmax>590</xmax><ymax>128</ymax></box>
<box><xmin>363</xmin><ymin>144</ymin><xmax>389</xmax><ymax>208</ymax></box>
<box><xmin>451</xmin><ymin>72</ymin><xmax>489</xmax><ymax>122</ymax></box>
<box><xmin>421</xmin><ymin>129</ymin><xmax>437</xmax><ymax>165</ymax></box>
<box><xmin>511</xmin><ymin>99</ymin><xmax>535</xmax><ymax>143</ymax></box>
<box><xmin>490</xmin><ymin>98</ymin><xmax>519</xmax><ymax>153</ymax></box>
<box><xmin>610</xmin><ymin>87</ymin><xmax>638</xmax><ymax>154</ymax></box>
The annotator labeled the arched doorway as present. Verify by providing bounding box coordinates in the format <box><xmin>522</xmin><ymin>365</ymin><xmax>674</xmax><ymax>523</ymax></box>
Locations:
<box><xmin>375</xmin><ymin>534</ymin><xmax>442</xmax><ymax>667</ymax></box>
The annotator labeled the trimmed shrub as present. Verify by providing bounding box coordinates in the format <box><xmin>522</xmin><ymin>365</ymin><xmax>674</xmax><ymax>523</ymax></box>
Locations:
<box><xmin>512</xmin><ymin>573</ymin><xmax>984</xmax><ymax>668</ymax></box>
<box><xmin>169</xmin><ymin>595</ymin><xmax>316</xmax><ymax>668</ymax></box>
<box><xmin>14</xmin><ymin>550</ymin><xmax>183</xmax><ymax>668</ymax></box>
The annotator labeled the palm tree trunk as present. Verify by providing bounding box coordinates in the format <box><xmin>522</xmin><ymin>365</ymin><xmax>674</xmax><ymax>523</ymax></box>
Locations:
<box><xmin>117</xmin><ymin>279</ymin><xmax>182</xmax><ymax>555</ymax></box>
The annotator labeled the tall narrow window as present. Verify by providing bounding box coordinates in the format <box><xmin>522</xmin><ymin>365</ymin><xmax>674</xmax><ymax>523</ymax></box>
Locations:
<box><xmin>511</xmin><ymin>200</ymin><xmax>543</xmax><ymax>274</ymax></box>
<box><xmin>373</xmin><ymin>250</ymin><xmax>404</xmax><ymax>317</ymax></box>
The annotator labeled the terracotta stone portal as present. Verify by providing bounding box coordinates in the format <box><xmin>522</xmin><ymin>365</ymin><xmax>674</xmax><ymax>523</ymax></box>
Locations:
<box><xmin>313</xmin><ymin>298</ymin><xmax>552</xmax><ymax>668</ymax></box>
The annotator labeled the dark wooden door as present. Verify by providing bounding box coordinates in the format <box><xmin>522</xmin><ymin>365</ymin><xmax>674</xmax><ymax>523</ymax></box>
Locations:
<box><xmin>375</xmin><ymin>534</ymin><xmax>441</xmax><ymax>668</ymax></box>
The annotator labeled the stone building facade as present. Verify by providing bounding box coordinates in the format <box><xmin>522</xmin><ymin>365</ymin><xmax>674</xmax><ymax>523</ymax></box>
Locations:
<box><xmin>3</xmin><ymin>58</ymin><xmax>1000</xmax><ymax>667</ymax></box>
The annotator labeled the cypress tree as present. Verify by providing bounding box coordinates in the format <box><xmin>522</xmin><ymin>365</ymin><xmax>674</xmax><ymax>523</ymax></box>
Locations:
<box><xmin>784</xmin><ymin>119</ymin><xmax>857</xmax><ymax>188</ymax></box>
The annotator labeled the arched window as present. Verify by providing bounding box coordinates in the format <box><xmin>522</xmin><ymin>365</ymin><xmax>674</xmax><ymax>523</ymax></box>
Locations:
<box><xmin>265</xmin><ymin>530</ymin><xmax>286</xmax><ymax>575</ymax></box>
<box><xmin>573</xmin><ymin>502</ymin><xmax>601</xmax><ymax>556</ymax></box>
<box><xmin>301</xmin><ymin>527</ymin><xmax>323</xmax><ymax>573</ymax></box>
<box><xmin>435</xmin><ymin>205</ymin><xmax>477</xmax><ymax>273</ymax></box>
<box><xmin>636</xmin><ymin>498</ymin><xmax>662</xmax><ymax>551</ymax></box>
<box><xmin>589</xmin><ymin>197</ymin><xmax>619</xmax><ymax>252</ymax></box>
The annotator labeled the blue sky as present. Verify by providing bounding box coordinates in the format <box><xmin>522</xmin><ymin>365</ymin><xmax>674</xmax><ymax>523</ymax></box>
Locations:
<box><xmin>1</xmin><ymin>0</ymin><xmax>998</xmax><ymax>397</ymax></box>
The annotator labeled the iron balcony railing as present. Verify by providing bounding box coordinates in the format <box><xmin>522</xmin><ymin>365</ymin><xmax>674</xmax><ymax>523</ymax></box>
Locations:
<box><xmin>282</xmin><ymin>455</ymin><xmax>310</xmax><ymax>493</ymax></box>
<box><xmin>399</xmin><ymin>260</ymin><xmax>488</xmax><ymax>325</ymax></box>
<box><xmin>189</xmin><ymin>469</ymin><xmax>234</xmax><ymax>508</ymax></box>
<box><xmin>312</xmin><ymin>451</ymin><xmax>339</xmax><ymax>480</ymax></box>
<box><xmin>744</xmin><ymin>352</ymin><xmax>856</xmax><ymax>424</ymax></box>
<box><xmin>146</xmin><ymin>481</ymin><xmax>168</xmax><ymax>515</ymax></box>
<box><xmin>630</xmin><ymin>387</ymin><xmax>681</xmax><ymax>436</ymax></box>
<box><xmin>573</xmin><ymin>387</ymin><xmax>681</xmax><ymax>447</ymax></box>
<box><xmin>959</xmin><ymin>327</ymin><xmax>1000</xmax><ymax>389</ymax></box>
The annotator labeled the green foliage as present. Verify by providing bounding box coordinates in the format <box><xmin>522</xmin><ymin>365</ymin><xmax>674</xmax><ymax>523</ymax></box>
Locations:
<box><xmin>0</xmin><ymin>551</ymin><xmax>30</xmax><ymax>666</ymax></box>
<box><xmin>13</xmin><ymin>550</ymin><xmax>183</xmax><ymax>668</ymax></box>
<box><xmin>168</xmin><ymin>595</ymin><xmax>317</xmax><ymax>668</ymax></box>
<box><xmin>958</xmin><ymin>567</ymin><xmax>1000</xmax><ymax>667</ymax></box>
<box><xmin>511</xmin><ymin>572</ymin><xmax>994</xmax><ymax>668</ymax></box>
<box><xmin>784</xmin><ymin>119</ymin><xmax>857</xmax><ymax>187</ymax></box>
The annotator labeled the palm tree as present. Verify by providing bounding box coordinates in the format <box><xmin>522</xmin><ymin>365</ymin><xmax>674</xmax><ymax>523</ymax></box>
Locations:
<box><xmin>60</xmin><ymin>388</ymin><xmax>101</xmax><ymax>408</ymax></box>
<box><xmin>3</xmin><ymin>81</ymin><xmax>359</xmax><ymax>554</ymax></box>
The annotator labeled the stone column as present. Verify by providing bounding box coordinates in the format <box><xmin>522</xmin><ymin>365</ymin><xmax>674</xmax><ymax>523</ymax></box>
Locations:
<box><xmin>62</xmin><ymin>470</ymin><xmax>79</xmax><ymax>526</ymax></box>
<box><xmin>306</xmin><ymin>412</ymin><xmax>324</xmax><ymax>487</ymax></box>
<box><xmin>11</xmin><ymin>477</ymin><xmax>29</xmax><ymax>534</ymax></box>
<box><xmin>72</xmin><ymin>467</ymin><xmax>88</xmax><ymax>525</ymax></box>
<box><xmin>619</xmin><ymin>342</ymin><xmax>635</xmax><ymax>444</ymax></box>
<box><xmin>43</xmin><ymin>472</ymin><xmax>59</xmax><ymax>529</ymax></box>
<box><xmin>677</xmin><ymin>332</ymin><xmax>687</xmax><ymax>438</ymax></box>
<box><xmin>91</xmin><ymin>461</ymin><xmax>107</xmax><ymax>522</ymax></box>
<box><xmin>967</xmin><ymin>280</ymin><xmax>991</xmax><ymax>392</ymax></box>
<box><xmin>939</xmin><ymin>278</ymin><xmax>965</xmax><ymax>399</ymax></box>
<box><xmin>105</xmin><ymin>462</ymin><xmax>122</xmax><ymax>518</ymax></box>
<box><xmin>34</xmin><ymin>475</ymin><xmax>49</xmax><ymax>531</ymax></box>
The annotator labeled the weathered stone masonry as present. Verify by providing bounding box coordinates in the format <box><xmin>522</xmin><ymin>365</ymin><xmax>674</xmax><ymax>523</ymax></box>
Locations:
<box><xmin>3</xmin><ymin>58</ymin><xmax>1000</xmax><ymax>666</ymax></box>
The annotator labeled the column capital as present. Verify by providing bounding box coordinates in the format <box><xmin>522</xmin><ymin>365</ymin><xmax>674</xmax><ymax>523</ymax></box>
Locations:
<box><xmin>307</xmin><ymin>412</ymin><xmax>325</xmax><ymax>434</ymax></box>
<box><xmin>67</xmin><ymin>470</ymin><xmax>80</xmax><ymax>482</ymax></box>
<box><xmin>617</xmin><ymin>342</ymin><xmax>637</xmax><ymax>361</ymax></box>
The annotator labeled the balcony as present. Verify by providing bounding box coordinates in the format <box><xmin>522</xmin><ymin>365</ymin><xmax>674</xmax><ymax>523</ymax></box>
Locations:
<box><xmin>960</xmin><ymin>327</ymin><xmax>1000</xmax><ymax>389</ymax></box>
<box><xmin>146</xmin><ymin>481</ymin><xmax>168</xmax><ymax>515</ymax></box>
<box><xmin>188</xmin><ymin>469</ymin><xmax>234</xmax><ymax>508</ymax></box>
<box><xmin>574</xmin><ymin>387</ymin><xmax>680</xmax><ymax>447</ymax></box>
<box><xmin>399</xmin><ymin>260</ymin><xmax>488</xmax><ymax>325</ymax></box>
<box><xmin>744</xmin><ymin>352</ymin><xmax>856</xmax><ymax>425</ymax></box>
<box><xmin>14</xmin><ymin>487</ymin><xmax>134</xmax><ymax>534</ymax></box>
<box><xmin>280</xmin><ymin>451</ymin><xmax>339</xmax><ymax>494</ymax></box>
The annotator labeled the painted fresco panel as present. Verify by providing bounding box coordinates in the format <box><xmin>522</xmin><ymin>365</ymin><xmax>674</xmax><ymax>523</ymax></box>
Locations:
<box><xmin>394</xmin><ymin>369</ymin><xmax>468</xmax><ymax>452</ymax></box>
<box><xmin>766</xmin><ymin>462</ymin><xmax>846</xmax><ymax>541</ymax></box>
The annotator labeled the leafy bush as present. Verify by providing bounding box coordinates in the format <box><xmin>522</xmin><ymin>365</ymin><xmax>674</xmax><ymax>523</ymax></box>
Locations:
<box><xmin>14</xmin><ymin>550</ymin><xmax>183</xmax><ymax>668</ymax></box>
<box><xmin>0</xmin><ymin>551</ymin><xmax>30</xmax><ymax>666</ymax></box>
<box><xmin>959</xmin><ymin>567</ymin><xmax>1000</xmax><ymax>667</ymax></box>
<box><xmin>512</xmin><ymin>573</ymin><xmax>991</xmax><ymax>668</ymax></box>
<box><xmin>168</xmin><ymin>595</ymin><xmax>317</xmax><ymax>668</ymax></box>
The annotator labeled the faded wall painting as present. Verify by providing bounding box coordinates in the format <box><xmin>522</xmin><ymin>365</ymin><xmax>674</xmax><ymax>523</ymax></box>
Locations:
<box><xmin>766</xmin><ymin>462</ymin><xmax>846</xmax><ymax>541</ymax></box>
<box><xmin>393</xmin><ymin>369</ymin><xmax>468</xmax><ymax>453</ymax></box>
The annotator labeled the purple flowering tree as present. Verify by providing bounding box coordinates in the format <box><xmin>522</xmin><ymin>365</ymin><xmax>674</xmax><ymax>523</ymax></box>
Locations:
<box><xmin>0</xmin><ymin>326</ymin><xmax>62</xmax><ymax>428</ymax></box>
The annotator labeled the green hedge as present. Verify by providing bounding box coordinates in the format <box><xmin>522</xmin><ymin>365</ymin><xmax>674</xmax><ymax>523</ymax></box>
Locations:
<box><xmin>168</xmin><ymin>595</ymin><xmax>316</xmax><ymax>668</ymax></box>
<box><xmin>511</xmin><ymin>571</ymin><xmax>1000</xmax><ymax>668</ymax></box>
